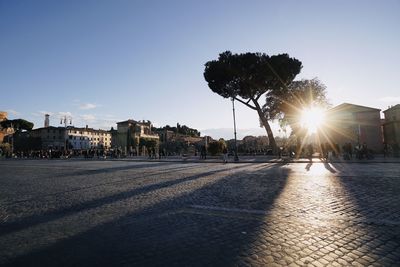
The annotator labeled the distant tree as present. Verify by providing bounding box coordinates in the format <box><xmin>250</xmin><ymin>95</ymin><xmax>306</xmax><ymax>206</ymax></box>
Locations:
<box><xmin>264</xmin><ymin>78</ymin><xmax>330</xmax><ymax>137</ymax></box>
<box><xmin>139</xmin><ymin>138</ymin><xmax>158</xmax><ymax>149</ymax></box>
<box><xmin>154</xmin><ymin>123</ymin><xmax>200</xmax><ymax>137</ymax></box>
<box><xmin>0</xmin><ymin>119</ymin><xmax>34</xmax><ymax>132</ymax></box>
<box><xmin>204</xmin><ymin>51</ymin><xmax>302</xmax><ymax>153</ymax></box>
<box><xmin>207</xmin><ymin>140</ymin><xmax>226</xmax><ymax>156</ymax></box>
<box><xmin>0</xmin><ymin>143</ymin><xmax>11</xmax><ymax>155</ymax></box>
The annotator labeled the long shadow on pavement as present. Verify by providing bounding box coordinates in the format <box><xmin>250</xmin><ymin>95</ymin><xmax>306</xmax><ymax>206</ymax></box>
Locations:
<box><xmin>331</xmin><ymin>162</ymin><xmax>400</xmax><ymax>265</ymax></box>
<box><xmin>52</xmin><ymin>161</ymin><xmax>182</xmax><ymax>178</ymax></box>
<box><xmin>2</xmin><ymin>163</ymin><xmax>290</xmax><ymax>266</ymax></box>
<box><xmin>0</xmin><ymin>164</ymin><xmax>249</xmax><ymax>238</ymax></box>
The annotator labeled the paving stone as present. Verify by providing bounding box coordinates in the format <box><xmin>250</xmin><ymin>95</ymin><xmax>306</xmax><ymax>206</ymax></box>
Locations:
<box><xmin>263</xmin><ymin>256</ymin><xmax>275</xmax><ymax>264</ymax></box>
<box><xmin>330</xmin><ymin>261</ymin><xmax>342</xmax><ymax>267</ymax></box>
<box><xmin>355</xmin><ymin>257</ymin><xmax>370</xmax><ymax>265</ymax></box>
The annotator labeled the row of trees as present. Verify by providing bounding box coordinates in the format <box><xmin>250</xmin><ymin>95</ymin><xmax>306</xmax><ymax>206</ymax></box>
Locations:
<box><xmin>153</xmin><ymin>123</ymin><xmax>201</xmax><ymax>137</ymax></box>
<box><xmin>204</xmin><ymin>51</ymin><xmax>329</xmax><ymax>153</ymax></box>
<box><xmin>0</xmin><ymin>119</ymin><xmax>34</xmax><ymax>132</ymax></box>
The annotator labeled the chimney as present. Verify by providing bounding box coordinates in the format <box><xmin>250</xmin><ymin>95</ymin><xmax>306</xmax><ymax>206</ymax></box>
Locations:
<box><xmin>44</xmin><ymin>114</ymin><xmax>50</xmax><ymax>128</ymax></box>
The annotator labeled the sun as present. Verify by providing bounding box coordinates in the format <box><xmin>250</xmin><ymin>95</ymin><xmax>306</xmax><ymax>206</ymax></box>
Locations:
<box><xmin>300</xmin><ymin>106</ymin><xmax>325</xmax><ymax>134</ymax></box>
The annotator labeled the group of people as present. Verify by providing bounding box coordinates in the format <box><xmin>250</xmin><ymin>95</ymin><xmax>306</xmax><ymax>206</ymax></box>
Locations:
<box><xmin>0</xmin><ymin>149</ymin><xmax>120</xmax><ymax>160</ymax></box>
<box><xmin>305</xmin><ymin>142</ymin><xmax>376</xmax><ymax>162</ymax></box>
<box><xmin>0</xmin><ymin>149</ymin><xmax>69</xmax><ymax>159</ymax></box>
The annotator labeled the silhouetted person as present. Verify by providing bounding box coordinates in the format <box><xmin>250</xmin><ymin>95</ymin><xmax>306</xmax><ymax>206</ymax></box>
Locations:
<box><xmin>200</xmin><ymin>145</ymin><xmax>207</xmax><ymax>159</ymax></box>
<box><xmin>222</xmin><ymin>147</ymin><xmax>228</xmax><ymax>163</ymax></box>
<box><xmin>362</xmin><ymin>142</ymin><xmax>368</xmax><ymax>159</ymax></box>
<box><xmin>383</xmin><ymin>142</ymin><xmax>388</xmax><ymax>158</ymax></box>
<box><xmin>348</xmin><ymin>143</ymin><xmax>353</xmax><ymax>159</ymax></box>
<box><xmin>307</xmin><ymin>144</ymin><xmax>313</xmax><ymax>162</ymax></box>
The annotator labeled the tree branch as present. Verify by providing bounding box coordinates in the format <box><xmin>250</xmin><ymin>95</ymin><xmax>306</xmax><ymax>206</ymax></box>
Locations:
<box><xmin>234</xmin><ymin>97</ymin><xmax>257</xmax><ymax>110</ymax></box>
<box><xmin>255</xmin><ymin>93</ymin><xmax>263</xmax><ymax>101</ymax></box>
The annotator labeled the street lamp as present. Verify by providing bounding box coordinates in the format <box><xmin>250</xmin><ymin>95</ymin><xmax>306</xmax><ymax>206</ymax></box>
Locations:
<box><xmin>10</xmin><ymin>121</ymin><xmax>14</xmax><ymax>156</ymax></box>
<box><xmin>60</xmin><ymin>115</ymin><xmax>72</xmax><ymax>152</ymax></box>
<box><xmin>231</xmin><ymin>97</ymin><xmax>239</xmax><ymax>162</ymax></box>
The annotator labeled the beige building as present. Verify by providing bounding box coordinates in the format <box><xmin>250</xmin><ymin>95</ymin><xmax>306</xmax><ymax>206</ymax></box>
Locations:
<box><xmin>67</xmin><ymin>126</ymin><xmax>112</xmax><ymax>150</ymax></box>
<box><xmin>321</xmin><ymin>103</ymin><xmax>383</xmax><ymax>152</ymax></box>
<box><xmin>383</xmin><ymin>104</ymin><xmax>400</xmax><ymax>147</ymax></box>
<box><xmin>115</xmin><ymin>119</ymin><xmax>159</xmax><ymax>155</ymax></box>
<box><xmin>28</xmin><ymin>126</ymin><xmax>112</xmax><ymax>151</ymax></box>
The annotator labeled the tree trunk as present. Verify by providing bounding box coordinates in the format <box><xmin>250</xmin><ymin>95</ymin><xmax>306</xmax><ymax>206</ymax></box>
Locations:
<box><xmin>252</xmin><ymin>99</ymin><xmax>278</xmax><ymax>154</ymax></box>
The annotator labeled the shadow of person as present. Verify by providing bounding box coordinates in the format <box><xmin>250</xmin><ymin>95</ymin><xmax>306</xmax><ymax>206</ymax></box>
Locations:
<box><xmin>323</xmin><ymin>162</ymin><xmax>337</xmax><ymax>173</ymax></box>
<box><xmin>305</xmin><ymin>162</ymin><xmax>312</xmax><ymax>171</ymax></box>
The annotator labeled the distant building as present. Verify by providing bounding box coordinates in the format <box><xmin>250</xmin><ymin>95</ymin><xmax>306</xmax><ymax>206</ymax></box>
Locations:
<box><xmin>0</xmin><ymin>111</ymin><xmax>14</xmax><ymax>144</ymax></box>
<box><xmin>30</xmin><ymin>126</ymin><xmax>66</xmax><ymax>151</ymax></box>
<box><xmin>25</xmin><ymin>126</ymin><xmax>112</xmax><ymax>151</ymax></box>
<box><xmin>67</xmin><ymin>126</ymin><xmax>112</xmax><ymax>150</ymax></box>
<box><xmin>44</xmin><ymin>114</ymin><xmax>50</xmax><ymax>128</ymax></box>
<box><xmin>158</xmin><ymin>129</ymin><xmax>175</xmax><ymax>143</ymax></box>
<box><xmin>321</xmin><ymin>103</ymin><xmax>383</xmax><ymax>152</ymax></box>
<box><xmin>383</xmin><ymin>104</ymin><xmax>400</xmax><ymax>147</ymax></box>
<box><xmin>159</xmin><ymin>129</ymin><xmax>204</xmax><ymax>144</ymax></box>
<box><xmin>115</xmin><ymin>119</ymin><xmax>159</xmax><ymax>155</ymax></box>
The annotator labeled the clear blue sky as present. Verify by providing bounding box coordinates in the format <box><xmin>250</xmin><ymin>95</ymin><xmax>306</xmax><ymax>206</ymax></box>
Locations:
<box><xmin>1</xmin><ymin>0</ymin><xmax>399</xmax><ymax>139</ymax></box>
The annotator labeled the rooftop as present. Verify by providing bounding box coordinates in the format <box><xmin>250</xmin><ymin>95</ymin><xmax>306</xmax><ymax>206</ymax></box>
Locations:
<box><xmin>329</xmin><ymin>103</ymin><xmax>381</xmax><ymax>113</ymax></box>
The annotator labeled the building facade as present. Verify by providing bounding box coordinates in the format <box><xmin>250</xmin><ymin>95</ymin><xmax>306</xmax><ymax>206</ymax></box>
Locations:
<box><xmin>115</xmin><ymin>119</ymin><xmax>159</xmax><ymax>155</ymax></box>
<box><xmin>321</xmin><ymin>103</ymin><xmax>383</xmax><ymax>152</ymax></box>
<box><xmin>383</xmin><ymin>104</ymin><xmax>400</xmax><ymax>148</ymax></box>
<box><xmin>30</xmin><ymin>126</ymin><xmax>67</xmax><ymax>151</ymax></box>
<box><xmin>27</xmin><ymin>126</ymin><xmax>112</xmax><ymax>151</ymax></box>
<box><xmin>67</xmin><ymin>126</ymin><xmax>111</xmax><ymax>150</ymax></box>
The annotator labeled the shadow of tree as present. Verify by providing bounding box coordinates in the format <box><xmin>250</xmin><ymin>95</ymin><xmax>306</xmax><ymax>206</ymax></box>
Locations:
<box><xmin>54</xmin><ymin>161</ymin><xmax>183</xmax><ymax>178</ymax></box>
<box><xmin>330</xmin><ymin>163</ymin><xmax>400</xmax><ymax>264</ymax></box>
<box><xmin>2</xmin><ymin>163</ymin><xmax>290</xmax><ymax>266</ymax></box>
<box><xmin>0</xmin><ymin>164</ymin><xmax>248</xmax><ymax>237</ymax></box>
<box><xmin>7</xmin><ymin>163</ymin><xmax>203</xmax><ymax>207</ymax></box>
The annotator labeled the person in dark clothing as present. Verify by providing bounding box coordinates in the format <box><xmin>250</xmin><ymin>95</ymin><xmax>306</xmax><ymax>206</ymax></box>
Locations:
<box><xmin>222</xmin><ymin>147</ymin><xmax>228</xmax><ymax>163</ymax></box>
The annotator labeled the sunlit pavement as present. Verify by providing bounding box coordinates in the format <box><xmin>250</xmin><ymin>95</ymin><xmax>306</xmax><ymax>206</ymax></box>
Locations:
<box><xmin>0</xmin><ymin>160</ymin><xmax>399</xmax><ymax>266</ymax></box>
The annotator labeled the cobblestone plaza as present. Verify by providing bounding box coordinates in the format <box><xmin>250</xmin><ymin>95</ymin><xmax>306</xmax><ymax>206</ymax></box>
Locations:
<box><xmin>1</xmin><ymin>160</ymin><xmax>400</xmax><ymax>266</ymax></box>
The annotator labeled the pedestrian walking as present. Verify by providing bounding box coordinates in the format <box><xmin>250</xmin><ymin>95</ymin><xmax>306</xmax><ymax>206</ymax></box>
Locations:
<box><xmin>222</xmin><ymin>147</ymin><xmax>228</xmax><ymax>163</ymax></box>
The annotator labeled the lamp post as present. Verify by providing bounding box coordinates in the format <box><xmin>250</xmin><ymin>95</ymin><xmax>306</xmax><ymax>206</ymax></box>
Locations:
<box><xmin>60</xmin><ymin>115</ymin><xmax>72</xmax><ymax>152</ymax></box>
<box><xmin>231</xmin><ymin>97</ymin><xmax>239</xmax><ymax>162</ymax></box>
<box><xmin>10</xmin><ymin>122</ymin><xmax>14</xmax><ymax>157</ymax></box>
